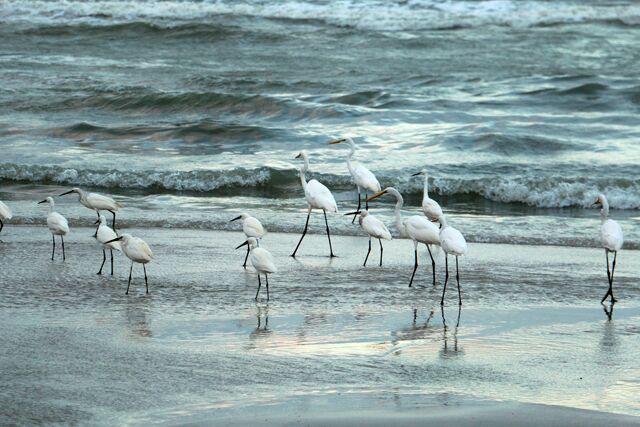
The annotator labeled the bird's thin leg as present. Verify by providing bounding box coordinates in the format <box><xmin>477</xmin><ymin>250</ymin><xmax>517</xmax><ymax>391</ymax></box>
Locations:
<box><xmin>255</xmin><ymin>274</ymin><xmax>262</xmax><ymax>300</ymax></box>
<box><xmin>605</xmin><ymin>250</ymin><xmax>611</xmax><ymax>285</ymax></box>
<box><xmin>143</xmin><ymin>264</ymin><xmax>148</xmax><ymax>294</ymax></box>
<box><xmin>609</xmin><ymin>252</ymin><xmax>618</xmax><ymax>303</ymax></box>
<box><xmin>265</xmin><ymin>274</ymin><xmax>270</xmax><ymax>301</ymax></box>
<box><xmin>126</xmin><ymin>262</ymin><xmax>133</xmax><ymax>295</ymax></box>
<box><xmin>93</xmin><ymin>211</ymin><xmax>99</xmax><ymax>237</ymax></box>
<box><xmin>109</xmin><ymin>210</ymin><xmax>117</xmax><ymax>231</ymax></box>
<box><xmin>426</xmin><ymin>244</ymin><xmax>436</xmax><ymax>286</ymax></box>
<box><xmin>409</xmin><ymin>244</ymin><xmax>418</xmax><ymax>287</ymax></box>
<box><xmin>51</xmin><ymin>234</ymin><xmax>55</xmax><ymax>261</ymax></box>
<box><xmin>352</xmin><ymin>191</ymin><xmax>361</xmax><ymax>224</ymax></box>
<box><xmin>291</xmin><ymin>207</ymin><xmax>311</xmax><ymax>257</ymax></box>
<box><xmin>323</xmin><ymin>209</ymin><xmax>336</xmax><ymax>257</ymax></box>
<box><xmin>0</xmin><ymin>219</ymin><xmax>3</xmax><ymax>233</ymax></box>
<box><xmin>365</xmin><ymin>191</ymin><xmax>369</xmax><ymax>211</ymax></box>
<box><xmin>363</xmin><ymin>238</ymin><xmax>371</xmax><ymax>267</ymax></box>
<box><xmin>243</xmin><ymin>245</ymin><xmax>250</xmax><ymax>268</ymax></box>
<box><xmin>97</xmin><ymin>248</ymin><xmax>106</xmax><ymax>275</ymax></box>
<box><xmin>61</xmin><ymin>235</ymin><xmax>66</xmax><ymax>261</ymax></box>
<box><xmin>379</xmin><ymin>238</ymin><xmax>383</xmax><ymax>267</ymax></box>
<box><xmin>441</xmin><ymin>255</ymin><xmax>449</xmax><ymax>306</ymax></box>
<box><xmin>110</xmin><ymin>250</ymin><xmax>114</xmax><ymax>275</ymax></box>
<box><xmin>456</xmin><ymin>256</ymin><xmax>462</xmax><ymax>306</ymax></box>
<box><xmin>602</xmin><ymin>251</ymin><xmax>613</xmax><ymax>303</ymax></box>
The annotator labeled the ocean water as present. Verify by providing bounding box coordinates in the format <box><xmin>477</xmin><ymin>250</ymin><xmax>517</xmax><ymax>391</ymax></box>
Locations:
<box><xmin>1</xmin><ymin>0</ymin><xmax>639</xmax><ymax>247</ymax></box>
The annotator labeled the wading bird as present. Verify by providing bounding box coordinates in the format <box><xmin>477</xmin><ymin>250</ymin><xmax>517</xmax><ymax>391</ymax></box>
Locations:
<box><xmin>328</xmin><ymin>137</ymin><xmax>381</xmax><ymax>223</ymax></box>
<box><xmin>593</xmin><ymin>194</ymin><xmax>623</xmax><ymax>303</ymax></box>
<box><xmin>105</xmin><ymin>233</ymin><xmax>153</xmax><ymax>295</ymax></box>
<box><xmin>0</xmin><ymin>199</ymin><xmax>12</xmax><ymax>235</ymax></box>
<box><xmin>412</xmin><ymin>170</ymin><xmax>443</xmax><ymax>222</ymax></box>
<box><xmin>38</xmin><ymin>197</ymin><xmax>69</xmax><ymax>261</ymax></box>
<box><xmin>438</xmin><ymin>215</ymin><xmax>467</xmax><ymax>306</ymax></box>
<box><xmin>59</xmin><ymin>187</ymin><xmax>122</xmax><ymax>231</ymax></box>
<box><xmin>236</xmin><ymin>237</ymin><xmax>276</xmax><ymax>300</ymax></box>
<box><xmin>230</xmin><ymin>212</ymin><xmax>265</xmax><ymax>268</ymax></box>
<box><xmin>345</xmin><ymin>210</ymin><xmax>391</xmax><ymax>266</ymax></box>
<box><xmin>367</xmin><ymin>187</ymin><xmax>440</xmax><ymax>286</ymax></box>
<box><xmin>95</xmin><ymin>214</ymin><xmax>121</xmax><ymax>275</ymax></box>
<box><xmin>291</xmin><ymin>150</ymin><xmax>338</xmax><ymax>258</ymax></box>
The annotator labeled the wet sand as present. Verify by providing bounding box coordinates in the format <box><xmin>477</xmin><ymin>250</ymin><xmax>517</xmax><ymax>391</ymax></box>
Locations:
<box><xmin>0</xmin><ymin>226</ymin><xmax>638</xmax><ymax>425</ymax></box>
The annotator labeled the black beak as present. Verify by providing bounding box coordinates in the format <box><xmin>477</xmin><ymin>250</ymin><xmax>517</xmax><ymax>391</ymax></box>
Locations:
<box><xmin>105</xmin><ymin>236</ymin><xmax>123</xmax><ymax>244</ymax></box>
<box><xmin>235</xmin><ymin>240</ymin><xmax>249</xmax><ymax>249</ymax></box>
<box><xmin>344</xmin><ymin>211</ymin><xmax>361</xmax><ymax>216</ymax></box>
<box><xmin>411</xmin><ymin>172</ymin><xmax>421</xmax><ymax>176</ymax></box>
<box><xmin>94</xmin><ymin>219</ymin><xmax>100</xmax><ymax>224</ymax></box>
<box><xmin>295</xmin><ymin>154</ymin><xmax>302</xmax><ymax>159</ymax></box>
<box><xmin>59</xmin><ymin>190</ymin><xmax>74</xmax><ymax>196</ymax></box>
<box><xmin>37</xmin><ymin>199</ymin><xmax>47</xmax><ymax>204</ymax></box>
<box><xmin>230</xmin><ymin>215</ymin><xmax>242</xmax><ymax>222</ymax></box>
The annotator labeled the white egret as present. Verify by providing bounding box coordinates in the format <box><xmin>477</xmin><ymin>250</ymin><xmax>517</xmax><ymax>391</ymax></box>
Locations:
<box><xmin>328</xmin><ymin>137</ymin><xmax>381</xmax><ymax>223</ymax></box>
<box><xmin>291</xmin><ymin>150</ymin><xmax>338</xmax><ymax>258</ymax></box>
<box><xmin>59</xmin><ymin>187</ymin><xmax>123</xmax><ymax>231</ymax></box>
<box><xmin>438</xmin><ymin>214</ymin><xmax>467</xmax><ymax>306</ymax></box>
<box><xmin>412</xmin><ymin>170</ymin><xmax>443</xmax><ymax>222</ymax></box>
<box><xmin>38</xmin><ymin>197</ymin><xmax>70</xmax><ymax>261</ymax></box>
<box><xmin>345</xmin><ymin>210</ymin><xmax>391</xmax><ymax>266</ymax></box>
<box><xmin>367</xmin><ymin>187</ymin><xmax>440</xmax><ymax>286</ymax></box>
<box><xmin>230</xmin><ymin>212</ymin><xmax>265</xmax><ymax>268</ymax></box>
<box><xmin>95</xmin><ymin>214</ymin><xmax>121</xmax><ymax>275</ymax></box>
<box><xmin>236</xmin><ymin>237</ymin><xmax>277</xmax><ymax>300</ymax></box>
<box><xmin>0</xmin><ymin>199</ymin><xmax>12</xmax><ymax>234</ymax></box>
<box><xmin>593</xmin><ymin>194</ymin><xmax>623</xmax><ymax>303</ymax></box>
<box><xmin>105</xmin><ymin>233</ymin><xmax>153</xmax><ymax>295</ymax></box>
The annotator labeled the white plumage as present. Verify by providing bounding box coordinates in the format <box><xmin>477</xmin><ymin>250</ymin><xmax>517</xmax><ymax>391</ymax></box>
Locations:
<box><xmin>106</xmin><ymin>233</ymin><xmax>153</xmax><ymax>294</ymax></box>
<box><xmin>594</xmin><ymin>194</ymin><xmax>623</xmax><ymax>303</ymax></box>
<box><xmin>350</xmin><ymin>210</ymin><xmax>392</xmax><ymax>267</ymax></box>
<box><xmin>237</xmin><ymin>237</ymin><xmax>276</xmax><ymax>300</ymax></box>
<box><xmin>413</xmin><ymin>169</ymin><xmax>443</xmax><ymax>222</ymax></box>
<box><xmin>231</xmin><ymin>212</ymin><xmax>266</xmax><ymax>267</ymax></box>
<box><xmin>438</xmin><ymin>214</ymin><xmax>467</xmax><ymax>306</ymax></box>
<box><xmin>60</xmin><ymin>187</ymin><xmax>123</xmax><ymax>229</ymax></box>
<box><xmin>0</xmin><ymin>199</ymin><xmax>12</xmax><ymax>234</ymax></box>
<box><xmin>38</xmin><ymin>196</ymin><xmax>69</xmax><ymax>260</ymax></box>
<box><xmin>95</xmin><ymin>214</ymin><xmax>121</xmax><ymax>275</ymax></box>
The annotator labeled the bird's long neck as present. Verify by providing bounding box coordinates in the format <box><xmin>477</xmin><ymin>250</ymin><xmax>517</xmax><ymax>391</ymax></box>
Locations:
<box><xmin>392</xmin><ymin>193</ymin><xmax>405</xmax><ymax>236</ymax></box>
<box><xmin>346</xmin><ymin>142</ymin><xmax>356</xmax><ymax>176</ymax></box>
<box><xmin>299</xmin><ymin>167</ymin><xmax>308</xmax><ymax>191</ymax></box>
<box><xmin>422</xmin><ymin>175</ymin><xmax>430</xmax><ymax>200</ymax></box>
<box><xmin>302</xmin><ymin>155</ymin><xmax>310</xmax><ymax>174</ymax></box>
<box><xmin>439</xmin><ymin>215</ymin><xmax>448</xmax><ymax>229</ymax></box>
<box><xmin>600</xmin><ymin>200</ymin><xmax>610</xmax><ymax>223</ymax></box>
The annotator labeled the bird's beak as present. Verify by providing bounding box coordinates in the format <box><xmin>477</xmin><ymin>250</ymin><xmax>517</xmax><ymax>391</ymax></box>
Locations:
<box><xmin>367</xmin><ymin>191</ymin><xmax>387</xmax><ymax>202</ymax></box>
<box><xmin>235</xmin><ymin>240</ymin><xmax>249</xmax><ymax>249</ymax></box>
<box><xmin>230</xmin><ymin>215</ymin><xmax>242</xmax><ymax>222</ymax></box>
<box><xmin>344</xmin><ymin>211</ymin><xmax>361</xmax><ymax>216</ymax></box>
<box><xmin>37</xmin><ymin>199</ymin><xmax>47</xmax><ymax>204</ymax></box>
<box><xmin>295</xmin><ymin>153</ymin><xmax>302</xmax><ymax>159</ymax></box>
<box><xmin>411</xmin><ymin>172</ymin><xmax>422</xmax><ymax>176</ymax></box>
<box><xmin>94</xmin><ymin>219</ymin><xmax>100</xmax><ymax>224</ymax></box>
<box><xmin>105</xmin><ymin>236</ymin><xmax>124</xmax><ymax>244</ymax></box>
<box><xmin>59</xmin><ymin>190</ymin><xmax>74</xmax><ymax>196</ymax></box>
<box><xmin>327</xmin><ymin>138</ymin><xmax>346</xmax><ymax>145</ymax></box>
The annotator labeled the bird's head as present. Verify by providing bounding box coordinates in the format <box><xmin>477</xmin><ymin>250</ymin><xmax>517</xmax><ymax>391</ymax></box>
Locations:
<box><xmin>106</xmin><ymin>233</ymin><xmax>131</xmax><ymax>245</ymax></box>
<box><xmin>37</xmin><ymin>196</ymin><xmax>54</xmax><ymax>206</ymax></box>
<box><xmin>230</xmin><ymin>212</ymin><xmax>249</xmax><ymax>222</ymax></box>
<box><xmin>95</xmin><ymin>214</ymin><xmax>107</xmax><ymax>225</ymax></box>
<box><xmin>59</xmin><ymin>187</ymin><xmax>81</xmax><ymax>197</ymax></box>
<box><xmin>592</xmin><ymin>194</ymin><xmax>605</xmax><ymax>207</ymax></box>
<box><xmin>295</xmin><ymin>150</ymin><xmax>308</xmax><ymax>160</ymax></box>
<box><xmin>235</xmin><ymin>237</ymin><xmax>258</xmax><ymax>250</ymax></box>
<box><xmin>412</xmin><ymin>169</ymin><xmax>428</xmax><ymax>177</ymax></box>
<box><xmin>367</xmin><ymin>189</ymin><xmax>389</xmax><ymax>202</ymax></box>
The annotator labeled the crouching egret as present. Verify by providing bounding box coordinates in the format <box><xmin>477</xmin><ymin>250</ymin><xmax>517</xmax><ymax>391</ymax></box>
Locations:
<box><xmin>291</xmin><ymin>150</ymin><xmax>338</xmax><ymax>258</ymax></box>
<box><xmin>328</xmin><ymin>137</ymin><xmax>381</xmax><ymax>223</ymax></box>
<box><xmin>438</xmin><ymin>215</ymin><xmax>467</xmax><ymax>306</ymax></box>
<box><xmin>346</xmin><ymin>210</ymin><xmax>391</xmax><ymax>266</ymax></box>
<box><xmin>412</xmin><ymin>170</ymin><xmax>443</xmax><ymax>222</ymax></box>
<box><xmin>38</xmin><ymin>197</ymin><xmax>70</xmax><ymax>261</ymax></box>
<box><xmin>95</xmin><ymin>215</ymin><xmax>121</xmax><ymax>275</ymax></box>
<box><xmin>230</xmin><ymin>212</ymin><xmax>265</xmax><ymax>268</ymax></box>
<box><xmin>0</xmin><ymin>199</ymin><xmax>12</xmax><ymax>234</ymax></box>
<box><xmin>367</xmin><ymin>187</ymin><xmax>440</xmax><ymax>286</ymax></box>
<box><xmin>593</xmin><ymin>194</ymin><xmax>623</xmax><ymax>303</ymax></box>
<box><xmin>236</xmin><ymin>237</ymin><xmax>276</xmax><ymax>300</ymax></box>
<box><xmin>105</xmin><ymin>234</ymin><xmax>153</xmax><ymax>295</ymax></box>
<box><xmin>59</xmin><ymin>187</ymin><xmax>123</xmax><ymax>231</ymax></box>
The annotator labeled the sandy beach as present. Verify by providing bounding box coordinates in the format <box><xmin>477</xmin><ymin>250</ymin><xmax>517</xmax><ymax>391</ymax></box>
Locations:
<box><xmin>0</xmin><ymin>226</ymin><xmax>638</xmax><ymax>425</ymax></box>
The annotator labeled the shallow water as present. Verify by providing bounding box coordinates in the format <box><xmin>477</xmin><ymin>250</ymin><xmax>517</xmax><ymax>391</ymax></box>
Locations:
<box><xmin>0</xmin><ymin>227</ymin><xmax>638</xmax><ymax>425</ymax></box>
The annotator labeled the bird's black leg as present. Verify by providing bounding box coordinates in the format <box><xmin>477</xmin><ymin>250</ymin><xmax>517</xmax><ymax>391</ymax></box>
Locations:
<box><xmin>109</xmin><ymin>210</ymin><xmax>117</xmax><ymax>231</ymax></box>
<box><xmin>365</xmin><ymin>191</ymin><xmax>369</xmax><ymax>211</ymax></box>
<box><xmin>441</xmin><ymin>255</ymin><xmax>449</xmax><ymax>306</ymax></box>
<box><xmin>93</xmin><ymin>211</ymin><xmax>100</xmax><ymax>237</ymax></box>
<box><xmin>426</xmin><ymin>244</ymin><xmax>436</xmax><ymax>286</ymax></box>
<box><xmin>143</xmin><ymin>264</ymin><xmax>148</xmax><ymax>294</ymax></box>
<box><xmin>456</xmin><ymin>256</ymin><xmax>462</xmax><ymax>306</ymax></box>
<box><xmin>126</xmin><ymin>263</ymin><xmax>133</xmax><ymax>295</ymax></box>
<box><xmin>363</xmin><ymin>238</ymin><xmax>371</xmax><ymax>267</ymax></box>
<box><xmin>61</xmin><ymin>235</ymin><xmax>66</xmax><ymax>261</ymax></box>
<box><xmin>409</xmin><ymin>247</ymin><xmax>418</xmax><ymax>287</ymax></box>
<box><xmin>255</xmin><ymin>274</ymin><xmax>262</xmax><ymax>300</ymax></box>
<box><xmin>602</xmin><ymin>251</ymin><xmax>614</xmax><ymax>303</ymax></box>
<box><xmin>110</xmin><ymin>250</ymin><xmax>114</xmax><ymax>275</ymax></box>
<box><xmin>0</xmin><ymin>219</ymin><xmax>3</xmax><ymax>233</ymax></box>
<box><xmin>323</xmin><ymin>209</ymin><xmax>336</xmax><ymax>257</ymax></box>
<box><xmin>265</xmin><ymin>274</ymin><xmax>270</xmax><ymax>301</ymax></box>
<box><xmin>352</xmin><ymin>192</ymin><xmax>361</xmax><ymax>224</ymax></box>
<box><xmin>243</xmin><ymin>245</ymin><xmax>250</xmax><ymax>268</ymax></box>
<box><xmin>98</xmin><ymin>248</ymin><xmax>106</xmax><ymax>275</ymax></box>
<box><xmin>51</xmin><ymin>234</ymin><xmax>55</xmax><ymax>261</ymax></box>
<box><xmin>605</xmin><ymin>250</ymin><xmax>611</xmax><ymax>285</ymax></box>
<box><xmin>379</xmin><ymin>238</ymin><xmax>383</xmax><ymax>267</ymax></box>
<box><xmin>291</xmin><ymin>208</ymin><xmax>311</xmax><ymax>257</ymax></box>
<box><xmin>609</xmin><ymin>252</ymin><xmax>618</xmax><ymax>303</ymax></box>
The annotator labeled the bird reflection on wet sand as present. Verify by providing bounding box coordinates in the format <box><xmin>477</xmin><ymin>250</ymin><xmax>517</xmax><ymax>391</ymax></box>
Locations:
<box><xmin>440</xmin><ymin>305</ymin><xmax>463</xmax><ymax>358</ymax></box>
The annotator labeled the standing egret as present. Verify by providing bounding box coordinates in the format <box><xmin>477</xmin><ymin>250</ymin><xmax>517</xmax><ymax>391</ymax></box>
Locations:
<box><xmin>438</xmin><ymin>215</ymin><xmax>467</xmax><ymax>306</ymax></box>
<box><xmin>367</xmin><ymin>187</ymin><xmax>440</xmax><ymax>286</ymax></box>
<box><xmin>593</xmin><ymin>194</ymin><xmax>623</xmax><ymax>303</ymax></box>
<box><xmin>105</xmin><ymin>234</ymin><xmax>153</xmax><ymax>295</ymax></box>
<box><xmin>412</xmin><ymin>170</ymin><xmax>443</xmax><ymax>222</ymax></box>
<box><xmin>328</xmin><ymin>137</ymin><xmax>381</xmax><ymax>223</ymax></box>
<box><xmin>59</xmin><ymin>187</ymin><xmax>123</xmax><ymax>231</ymax></box>
<box><xmin>345</xmin><ymin>210</ymin><xmax>391</xmax><ymax>266</ymax></box>
<box><xmin>236</xmin><ymin>237</ymin><xmax>277</xmax><ymax>300</ymax></box>
<box><xmin>0</xmin><ymin>199</ymin><xmax>12</xmax><ymax>234</ymax></box>
<box><xmin>230</xmin><ymin>213</ymin><xmax>265</xmax><ymax>268</ymax></box>
<box><xmin>291</xmin><ymin>150</ymin><xmax>338</xmax><ymax>258</ymax></box>
<box><xmin>38</xmin><ymin>197</ymin><xmax>70</xmax><ymax>261</ymax></box>
<box><xmin>95</xmin><ymin>214</ymin><xmax>121</xmax><ymax>275</ymax></box>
